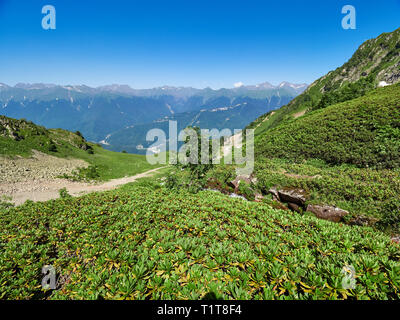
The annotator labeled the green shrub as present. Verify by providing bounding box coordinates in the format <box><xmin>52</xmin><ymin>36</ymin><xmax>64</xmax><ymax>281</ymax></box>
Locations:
<box><xmin>165</xmin><ymin>170</ymin><xmax>204</xmax><ymax>194</ymax></box>
<box><xmin>377</xmin><ymin>199</ymin><xmax>400</xmax><ymax>233</ymax></box>
<box><xmin>47</xmin><ymin>140</ymin><xmax>57</xmax><ymax>152</ymax></box>
<box><xmin>180</xmin><ymin>126</ymin><xmax>214</xmax><ymax>179</ymax></box>
<box><xmin>58</xmin><ymin>187</ymin><xmax>71</xmax><ymax>199</ymax></box>
<box><xmin>237</xmin><ymin>182</ymin><xmax>255</xmax><ymax>200</ymax></box>
<box><xmin>0</xmin><ymin>196</ymin><xmax>14</xmax><ymax>210</ymax></box>
<box><xmin>165</xmin><ymin>172</ymin><xmax>180</xmax><ymax>189</ymax></box>
<box><xmin>205</xmin><ymin>165</ymin><xmax>236</xmax><ymax>186</ymax></box>
<box><xmin>61</xmin><ymin>165</ymin><xmax>100</xmax><ymax>182</ymax></box>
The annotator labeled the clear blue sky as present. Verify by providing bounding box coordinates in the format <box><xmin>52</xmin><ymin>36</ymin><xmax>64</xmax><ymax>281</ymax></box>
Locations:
<box><xmin>0</xmin><ymin>0</ymin><xmax>399</xmax><ymax>89</ymax></box>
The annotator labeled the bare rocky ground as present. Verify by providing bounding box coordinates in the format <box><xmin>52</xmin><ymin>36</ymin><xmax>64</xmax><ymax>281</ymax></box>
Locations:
<box><xmin>0</xmin><ymin>150</ymin><xmax>162</xmax><ymax>206</ymax></box>
<box><xmin>0</xmin><ymin>150</ymin><xmax>89</xmax><ymax>183</ymax></box>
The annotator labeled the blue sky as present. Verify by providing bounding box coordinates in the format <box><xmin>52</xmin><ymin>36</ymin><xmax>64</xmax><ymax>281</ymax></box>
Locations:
<box><xmin>0</xmin><ymin>0</ymin><xmax>399</xmax><ymax>89</ymax></box>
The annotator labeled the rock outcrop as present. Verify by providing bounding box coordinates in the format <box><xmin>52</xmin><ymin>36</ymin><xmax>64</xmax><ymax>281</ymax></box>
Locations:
<box><xmin>267</xmin><ymin>187</ymin><xmax>352</xmax><ymax>224</ymax></box>
<box><xmin>268</xmin><ymin>187</ymin><xmax>308</xmax><ymax>212</ymax></box>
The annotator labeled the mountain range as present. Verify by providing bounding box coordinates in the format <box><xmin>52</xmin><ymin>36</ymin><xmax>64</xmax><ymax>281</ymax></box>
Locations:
<box><xmin>0</xmin><ymin>81</ymin><xmax>307</xmax><ymax>97</ymax></box>
<box><xmin>0</xmin><ymin>81</ymin><xmax>307</xmax><ymax>153</ymax></box>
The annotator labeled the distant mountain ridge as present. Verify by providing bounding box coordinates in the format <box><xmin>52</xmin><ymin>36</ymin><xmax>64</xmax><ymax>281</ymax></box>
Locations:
<box><xmin>98</xmin><ymin>81</ymin><xmax>308</xmax><ymax>96</ymax></box>
<box><xmin>0</xmin><ymin>81</ymin><xmax>308</xmax><ymax>98</ymax></box>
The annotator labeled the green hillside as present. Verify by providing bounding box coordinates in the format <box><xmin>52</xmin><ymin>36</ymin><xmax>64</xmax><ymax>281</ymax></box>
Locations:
<box><xmin>255</xmin><ymin>84</ymin><xmax>400</xmax><ymax>169</ymax></box>
<box><xmin>253</xmin><ymin>27</ymin><xmax>400</xmax><ymax>137</ymax></box>
<box><xmin>0</xmin><ymin>115</ymin><xmax>158</xmax><ymax>181</ymax></box>
<box><xmin>1</xmin><ymin>182</ymin><xmax>399</xmax><ymax>300</ymax></box>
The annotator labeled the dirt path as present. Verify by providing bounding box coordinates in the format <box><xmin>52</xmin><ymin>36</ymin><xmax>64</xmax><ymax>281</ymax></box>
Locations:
<box><xmin>218</xmin><ymin>111</ymin><xmax>276</xmax><ymax>159</ymax></box>
<box><xmin>254</xmin><ymin>111</ymin><xmax>275</xmax><ymax>130</ymax></box>
<box><xmin>219</xmin><ymin>132</ymin><xmax>242</xmax><ymax>159</ymax></box>
<box><xmin>4</xmin><ymin>167</ymin><xmax>165</xmax><ymax>206</ymax></box>
<box><xmin>292</xmin><ymin>109</ymin><xmax>306</xmax><ymax>119</ymax></box>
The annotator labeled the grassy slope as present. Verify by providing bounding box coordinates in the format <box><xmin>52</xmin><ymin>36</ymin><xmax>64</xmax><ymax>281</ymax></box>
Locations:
<box><xmin>255</xmin><ymin>84</ymin><xmax>400</xmax><ymax>169</ymax></box>
<box><xmin>0</xmin><ymin>116</ymin><xmax>159</xmax><ymax>180</ymax></box>
<box><xmin>63</xmin><ymin>144</ymin><xmax>160</xmax><ymax>181</ymax></box>
<box><xmin>1</xmin><ymin>182</ymin><xmax>399</xmax><ymax>300</ymax></box>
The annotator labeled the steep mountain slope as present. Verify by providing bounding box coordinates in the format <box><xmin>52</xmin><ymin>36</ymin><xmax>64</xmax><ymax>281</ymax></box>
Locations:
<box><xmin>255</xmin><ymin>84</ymin><xmax>400</xmax><ymax>169</ymax></box>
<box><xmin>240</xmin><ymin>30</ymin><xmax>400</xmax><ymax>234</ymax></box>
<box><xmin>250</xmin><ymin>84</ymin><xmax>400</xmax><ymax>228</ymax></box>
<box><xmin>252</xmin><ymin>27</ymin><xmax>400</xmax><ymax>136</ymax></box>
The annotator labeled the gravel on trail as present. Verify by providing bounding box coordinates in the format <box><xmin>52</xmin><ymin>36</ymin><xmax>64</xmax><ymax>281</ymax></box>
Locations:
<box><xmin>0</xmin><ymin>150</ymin><xmax>164</xmax><ymax>206</ymax></box>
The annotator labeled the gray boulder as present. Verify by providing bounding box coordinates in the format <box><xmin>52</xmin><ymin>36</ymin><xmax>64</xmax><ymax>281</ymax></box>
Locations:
<box><xmin>278</xmin><ymin>188</ymin><xmax>308</xmax><ymax>206</ymax></box>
